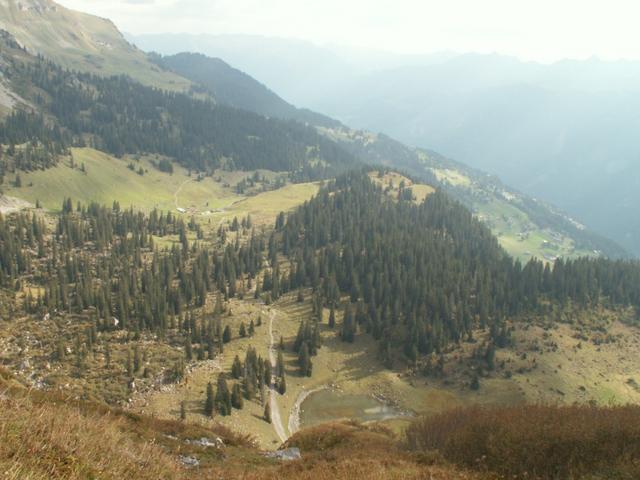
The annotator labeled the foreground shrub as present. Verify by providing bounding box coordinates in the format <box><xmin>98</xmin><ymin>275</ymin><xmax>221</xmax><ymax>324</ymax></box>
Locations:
<box><xmin>406</xmin><ymin>404</ymin><xmax>640</xmax><ymax>479</ymax></box>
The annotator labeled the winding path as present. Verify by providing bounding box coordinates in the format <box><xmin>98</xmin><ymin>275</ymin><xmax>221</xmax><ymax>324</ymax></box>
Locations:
<box><xmin>267</xmin><ymin>309</ymin><xmax>288</xmax><ymax>443</ymax></box>
<box><xmin>174</xmin><ymin>178</ymin><xmax>193</xmax><ymax>210</ymax></box>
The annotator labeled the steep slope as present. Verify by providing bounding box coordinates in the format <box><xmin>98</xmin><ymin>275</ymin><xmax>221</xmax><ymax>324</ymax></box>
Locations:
<box><xmin>127</xmin><ymin>33</ymin><xmax>358</xmax><ymax>107</ymax></box>
<box><xmin>154</xmin><ymin>52</ymin><xmax>339</xmax><ymax>127</ymax></box>
<box><xmin>0</xmin><ymin>33</ymin><xmax>357</xmax><ymax>180</ymax></box>
<box><xmin>0</xmin><ymin>0</ymin><xmax>189</xmax><ymax>91</ymax></box>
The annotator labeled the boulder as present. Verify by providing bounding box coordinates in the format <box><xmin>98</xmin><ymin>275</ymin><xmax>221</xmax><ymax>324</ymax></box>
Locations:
<box><xmin>265</xmin><ymin>448</ymin><xmax>301</xmax><ymax>461</ymax></box>
<box><xmin>178</xmin><ymin>455</ymin><xmax>199</xmax><ymax>467</ymax></box>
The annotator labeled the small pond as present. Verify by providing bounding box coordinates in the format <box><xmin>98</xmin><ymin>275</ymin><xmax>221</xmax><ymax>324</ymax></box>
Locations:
<box><xmin>299</xmin><ymin>389</ymin><xmax>407</xmax><ymax>428</ymax></box>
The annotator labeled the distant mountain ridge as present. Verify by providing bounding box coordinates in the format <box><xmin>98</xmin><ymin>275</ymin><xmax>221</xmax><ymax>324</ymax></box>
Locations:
<box><xmin>153</xmin><ymin>52</ymin><xmax>339</xmax><ymax>127</ymax></box>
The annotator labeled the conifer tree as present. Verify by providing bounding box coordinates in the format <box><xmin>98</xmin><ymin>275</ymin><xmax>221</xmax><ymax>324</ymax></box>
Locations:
<box><xmin>104</xmin><ymin>342</ymin><xmax>111</xmax><ymax>368</ymax></box>
<box><xmin>231</xmin><ymin>355</ymin><xmax>243</xmax><ymax>379</ymax></box>
<box><xmin>126</xmin><ymin>349</ymin><xmax>133</xmax><ymax>377</ymax></box>
<box><xmin>204</xmin><ymin>382</ymin><xmax>214</xmax><ymax>417</ymax></box>
<box><xmin>56</xmin><ymin>340</ymin><xmax>65</xmax><ymax>362</ymax></box>
<box><xmin>298</xmin><ymin>343</ymin><xmax>312</xmax><ymax>377</ymax></box>
<box><xmin>185</xmin><ymin>335</ymin><xmax>193</xmax><ymax>360</ymax></box>
<box><xmin>341</xmin><ymin>305</ymin><xmax>356</xmax><ymax>343</ymax></box>
<box><xmin>263</xmin><ymin>401</ymin><xmax>272</xmax><ymax>424</ymax></box>
<box><xmin>222</xmin><ymin>325</ymin><xmax>232</xmax><ymax>343</ymax></box>
<box><xmin>276</xmin><ymin>350</ymin><xmax>285</xmax><ymax>378</ymax></box>
<box><xmin>215</xmin><ymin>374</ymin><xmax>232</xmax><ymax>416</ymax></box>
<box><xmin>278</xmin><ymin>375</ymin><xmax>287</xmax><ymax>394</ymax></box>
<box><xmin>231</xmin><ymin>383</ymin><xmax>244</xmax><ymax>409</ymax></box>
<box><xmin>133</xmin><ymin>345</ymin><xmax>141</xmax><ymax>373</ymax></box>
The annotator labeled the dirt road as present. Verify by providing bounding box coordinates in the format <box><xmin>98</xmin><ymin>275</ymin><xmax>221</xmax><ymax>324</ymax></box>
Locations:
<box><xmin>267</xmin><ymin>309</ymin><xmax>288</xmax><ymax>443</ymax></box>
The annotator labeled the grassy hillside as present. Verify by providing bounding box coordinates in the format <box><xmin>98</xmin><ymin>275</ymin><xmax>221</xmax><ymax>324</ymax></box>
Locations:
<box><xmin>426</xmin><ymin>162</ymin><xmax>597</xmax><ymax>262</ymax></box>
<box><xmin>3</xmin><ymin>148</ymin><xmax>237</xmax><ymax>211</ymax></box>
<box><xmin>369</xmin><ymin>170</ymin><xmax>435</xmax><ymax>203</ymax></box>
<box><xmin>2</xmin><ymin>147</ymin><xmax>320</xmax><ymax>227</ymax></box>
<box><xmin>0</xmin><ymin>0</ymin><xmax>190</xmax><ymax>91</ymax></box>
<box><xmin>407</xmin><ymin>404</ymin><xmax>640</xmax><ymax>479</ymax></box>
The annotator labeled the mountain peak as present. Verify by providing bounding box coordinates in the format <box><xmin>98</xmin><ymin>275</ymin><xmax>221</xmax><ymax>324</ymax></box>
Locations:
<box><xmin>0</xmin><ymin>0</ymin><xmax>190</xmax><ymax>91</ymax></box>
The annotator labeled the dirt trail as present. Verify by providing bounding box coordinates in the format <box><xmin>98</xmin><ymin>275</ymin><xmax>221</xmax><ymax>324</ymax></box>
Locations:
<box><xmin>173</xmin><ymin>178</ymin><xmax>192</xmax><ymax>210</ymax></box>
<box><xmin>267</xmin><ymin>309</ymin><xmax>288</xmax><ymax>443</ymax></box>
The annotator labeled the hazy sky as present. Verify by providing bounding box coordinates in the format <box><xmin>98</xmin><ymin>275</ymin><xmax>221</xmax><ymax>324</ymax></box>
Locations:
<box><xmin>57</xmin><ymin>0</ymin><xmax>640</xmax><ymax>62</ymax></box>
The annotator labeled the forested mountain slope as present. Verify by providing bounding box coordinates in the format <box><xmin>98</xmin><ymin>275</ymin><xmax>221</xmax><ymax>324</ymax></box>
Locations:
<box><xmin>133</xmin><ymin>33</ymin><xmax>640</xmax><ymax>256</ymax></box>
<box><xmin>0</xmin><ymin>32</ymin><xmax>356</xmax><ymax>181</ymax></box>
<box><xmin>154</xmin><ymin>52</ymin><xmax>339</xmax><ymax>127</ymax></box>
<box><xmin>323</xmin><ymin>128</ymin><xmax>628</xmax><ymax>260</ymax></box>
<box><xmin>271</xmin><ymin>171</ymin><xmax>640</xmax><ymax>365</ymax></box>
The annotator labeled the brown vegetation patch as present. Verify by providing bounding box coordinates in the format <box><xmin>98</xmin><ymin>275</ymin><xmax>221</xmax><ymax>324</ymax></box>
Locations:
<box><xmin>406</xmin><ymin>404</ymin><xmax>640</xmax><ymax>479</ymax></box>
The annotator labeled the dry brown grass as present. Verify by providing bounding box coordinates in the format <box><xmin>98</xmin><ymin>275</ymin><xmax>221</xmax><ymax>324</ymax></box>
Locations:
<box><xmin>406</xmin><ymin>404</ymin><xmax>640</xmax><ymax>479</ymax></box>
<box><xmin>13</xmin><ymin>361</ymin><xmax>640</xmax><ymax>480</ymax></box>
<box><xmin>0</xmin><ymin>389</ymin><xmax>481</xmax><ymax>480</ymax></box>
<box><xmin>0</xmin><ymin>367</ymin><xmax>255</xmax><ymax>479</ymax></box>
<box><xmin>0</xmin><ymin>394</ymin><xmax>183</xmax><ymax>480</ymax></box>
<box><xmin>236</xmin><ymin>421</ymin><xmax>483</xmax><ymax>480</ymax></box>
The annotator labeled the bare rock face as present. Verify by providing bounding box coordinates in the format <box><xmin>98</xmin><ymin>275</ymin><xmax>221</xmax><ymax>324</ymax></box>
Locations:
<box><xmin>185</xmin><ymin>437</ymin><xmax>225</xmax><ymax>449</ymax></box>
<box><xmin>0</xmin><ymin>195</ymin><xmax>31</xmax><ymax>214</ymax></box>
<box><xmin>264</xmin><ymin>448</ymin><xmax>301</xmax><ymax>461</ymax></box>
<box><xmin>178</xmin><ymin>455</ymin><xmax>199</xmax><ymax>467</ymax></box>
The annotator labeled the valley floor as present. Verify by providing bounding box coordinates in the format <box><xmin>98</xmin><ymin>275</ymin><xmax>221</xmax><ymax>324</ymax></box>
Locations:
<box><xmin>128</xmin><ymin>290</ymin><xmax>640</xmax><ymax>449</ymax></box>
